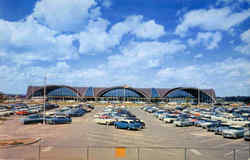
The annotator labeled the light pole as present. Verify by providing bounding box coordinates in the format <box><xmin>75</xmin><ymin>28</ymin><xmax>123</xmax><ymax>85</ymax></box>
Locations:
<box><xmin>123</xmin><ymin>87</ymin><xmax>125</xmax><ymax>103</ymax></box>
<box><xmin>198</xmin><ymin>87</ymin><xmax>200</xmax><ymax>106</ymax></box>
<box><xmin>43</xmin><ymin>74</ymin><xmax>47</xmax><ymax>125</ymax></box>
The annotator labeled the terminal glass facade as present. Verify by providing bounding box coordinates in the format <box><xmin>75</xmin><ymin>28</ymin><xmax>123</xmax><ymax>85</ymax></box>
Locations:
<box><xmin>165</xmin><ymin>88</ymin><xmax>213</xmax><ymax>103</ymax></box>
<box><xmin>167</xmin><ymin>90</ymin><xmax>194</xmax><ymax>98</ymax></box>
<box><xmin>102</xmin><ymin>88</ymin><xmax>143</xmax><ymax>98</ymax></box>
<box><xmin>33</xmin><ymin>87</ymin><xmax>77</xmax><ymax>97</ymax></box>
<box><xmin>85</xmin><ymin>87</ymin><xmax>94</xmax><ymax>97</ymax></box>
<box><xmin>151</xmin><ymin>88</ymin><xmax>160</xmax><ymax>98</ymax></box>
<box><xmin>47</xmin><ymin>87</ymin><xmax>77</xmax><ymax>97</ymax></box>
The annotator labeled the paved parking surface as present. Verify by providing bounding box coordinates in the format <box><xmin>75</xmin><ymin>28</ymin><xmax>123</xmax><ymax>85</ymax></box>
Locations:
<box><xmin>0</xmin><ymin>105</ymin><xmax>249</xmax><ymax>160</ymax></box>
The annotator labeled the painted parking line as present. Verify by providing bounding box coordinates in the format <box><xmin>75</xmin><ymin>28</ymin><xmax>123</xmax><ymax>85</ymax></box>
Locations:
<box><xmin>199</xmin><ymin>137</ymin><xmax>220</xmax><ymax>143</ymax></box>
<box><xmin>41</xmin><ymin>146</ymin><xmax>53</xmax><ymax>152</ymax></box>
<box><xmin>215</xmin><ymin>139</ymin><xmax>243</xmax><ymax>148</ymax></box>
<box><xmin>224</xmin><ymin>146</ymin><xmax>249</xmax><ymax>157</ymax></box>
<box><xmin>190</xmin><ymin>149</ymin><xmax>203</xmax><ymax>156</ymax></box>
<box><xmin>190</xmin><ymin>132</ymin><xmax>214</xmax><ymax>137</ymax></box>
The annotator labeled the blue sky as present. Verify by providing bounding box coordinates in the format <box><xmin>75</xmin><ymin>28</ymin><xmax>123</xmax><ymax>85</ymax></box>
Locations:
<box><xmin>0</xmin><ymin>0</ymin><xmax>250</xmax><ymax>96</ymax></box>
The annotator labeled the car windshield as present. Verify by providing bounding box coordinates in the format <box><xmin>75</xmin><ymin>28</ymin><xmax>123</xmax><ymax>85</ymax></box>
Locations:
<box><xmin>228</xmin><ymin>127</ymin><xmax>244</xmax><ymax>130</ymax></box>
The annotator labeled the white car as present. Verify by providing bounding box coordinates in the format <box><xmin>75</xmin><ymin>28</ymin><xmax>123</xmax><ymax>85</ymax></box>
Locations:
<box><xmin>0</xmin><ymin>109</ymin><xmax>13</xmax><ymax>116</ymax></box>
<box><xmin>94</xmin><ymin>118</ymin><xmax>115</xmax><ymax>125</ymax></box>
<box><xmin>163</xmin><ymin>115</ymin><xmax>178</xmax><ymax>123</ymax></box>
<box><xmin>158</xmin><ymin>113</ymin><xmax>168</xmax><ymax>120</ymax></box>
<box><xmin>222</xmin><ymin>126</ymin><xmax>244</xmax><ymax>139</ymax></box>
<box><xmin>174</xmin><ymin>119</ymin><xmax>193</xmax><ymax>127</ymax></box>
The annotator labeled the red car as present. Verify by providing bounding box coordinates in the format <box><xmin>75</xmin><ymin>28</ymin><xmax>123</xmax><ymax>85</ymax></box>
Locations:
<box><xmin>16</xmin><ymin>109</ymin><xmax>29</xmax><ymax>115</ymax></box>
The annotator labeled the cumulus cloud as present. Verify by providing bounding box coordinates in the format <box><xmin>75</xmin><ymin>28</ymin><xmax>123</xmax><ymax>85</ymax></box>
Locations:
<box><xmin>194</xmin><ymin>54</ymin><xmax>203</xmax><ymax>58</ymax></box>
<box><xmin>188</xmin><ymin>32</ymin><xmax>222</xmax><ymax>50</ymax></box>
<box><xmin>235</xmin><ymin>29</ymin><xmax>250</xmax><ymax>55</ymax></box>
<box><xmin>102</xmin><ymin>0</ymin><xmax>112</xmax><ymax>8</ymax></box>
<box><xmin>157</xmin><ymin>58</ymin><xmax>250</xmax><ymax>96</ymax></box>
<box><xmin>0</xmin><ymin>16</ymin><xmax>79</xmax><ymax>65</ymax></box>
<box><xmin>110</xmin><ymin>15</ymin><xmax>165</xmax><ymax>41</ymax></box>
<box><xmin>32</xmin><ymin>0</ymin><xmax>99</xmax><ymax>32</ymax></box>
<box><xmin>133</xmin><ymin>19</ymin><xmax>166</xmax><ymax>39</ymax></box>
<box><xmin>107</xmin><ymin>40</ymin><xmax>186</xmax><ymax>69</ymax></box>
<box><xmin>77</xmin><ymin>18</ymin><xmax>116</xmax><ymax>54</ymax></box>
<box><xmin>77</xmin><ymin>15</ymin><xmax>166</xmax><ymax>54</ymax></box>
<box><xmin>175</xmin><ymin>7</ymin><xmax>250</xmax><ymax>36</ymax></box>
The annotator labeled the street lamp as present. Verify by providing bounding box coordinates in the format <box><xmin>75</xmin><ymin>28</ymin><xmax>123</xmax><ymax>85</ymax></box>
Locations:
<box><xmin>198</xmin><ymin>87</ymin><xmax>200</xmax><ymax>106</ymax></box>
<box><xmin>123</xmin><ymin>85</ymin><xmax>129</xmax><ymax>103</ymax></box>
<box><xmin>43</xmin><ymin>74</ymin><xmax>47</xmax><ymax>125</ymax></box>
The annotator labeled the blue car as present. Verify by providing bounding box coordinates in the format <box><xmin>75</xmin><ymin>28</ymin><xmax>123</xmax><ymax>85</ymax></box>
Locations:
<box><xmin>64</xmin><ymin>108</ymin><xmax>86</xmax><ymax>117</ymax></box>
<box><xmin>47</xmin><ymin>116</ymin><xmax>72</xmax><ymax>125</ymax></box>
<box><xmin>20</xmin><ymin>114</ymin><xmax>43</xmax><ymax>124</ymax></box>
<box><xmin>114</xmin><ymin>120</ymin><xmax>142</xmax><ymax>130</ymax></box>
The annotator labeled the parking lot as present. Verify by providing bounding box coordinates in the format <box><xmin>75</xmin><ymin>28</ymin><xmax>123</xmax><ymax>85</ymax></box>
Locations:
<box><xmin>0</xmin><ymin>105</ymin><xmax>249</xmax><ymax>160</ymax></box>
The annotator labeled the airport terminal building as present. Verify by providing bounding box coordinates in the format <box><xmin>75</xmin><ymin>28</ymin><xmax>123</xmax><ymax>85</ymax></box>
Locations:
<box><xmin>26</xmin><ymin>85</ymin><xmax>216</xmax><ymax>103</ymax></box>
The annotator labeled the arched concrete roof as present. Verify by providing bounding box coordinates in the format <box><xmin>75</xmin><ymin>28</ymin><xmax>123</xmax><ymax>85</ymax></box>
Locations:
<box><xmin>163</xmin><ymin>87</ymin><xmax>216</xmax><ymax>102</ymax></box>
<box><xmin>26</xmin><ymin>85</ymin><xmax>81</xmax><ymax>98</ymax></box>
<box><xmin>96</xmin><ymin>86</ymin><xmax>150</xmax><ymax>98</ymax></box>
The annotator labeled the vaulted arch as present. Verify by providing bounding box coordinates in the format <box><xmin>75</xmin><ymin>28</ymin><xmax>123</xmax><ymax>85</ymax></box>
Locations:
<box><xmin>28</xmin><ymin>85</ymin><xmax>81</xmax><ymax>98</ymax></box>
<box><xmin>163</xmin><ymin>87</ymin><xmax>215</xmax><ymax>103</ymax></box>
<box><xmin>97</xmin><ymin>86</ymin><xmax>148</xmax><ymax>98</ymax></box>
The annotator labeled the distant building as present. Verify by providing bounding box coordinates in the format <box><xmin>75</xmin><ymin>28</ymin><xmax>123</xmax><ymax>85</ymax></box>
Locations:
<box><xmin>0</xmin><ymin>91</ymin><xmax>5</xmax><ymax>102</ymax></box>
<box><xmin>26</xmin><ymin>85</ymin><xmax>216</xmax><ymax>103</ymax></box>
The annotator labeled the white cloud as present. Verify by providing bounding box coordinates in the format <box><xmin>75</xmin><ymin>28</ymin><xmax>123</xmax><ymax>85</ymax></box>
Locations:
<box><xmin>157</xmin><ymin>58</ymin><xmax>250</xmax><ymax>96</ymax></box>
<box><xmin>133</xmin><ymin>20</ymin><xmax>165</xmax><ymax>39</ymax></box>
<box><xmin>235</xmin><ymin>44</ymin><xmax>250</xmax><ymax>55</ymax></box>
<box><xmin>188</xmin><ymin>32</ymin><xmax>222</xmax><ymax>50</ymax></box>
<box><xmin>235</xmin><ymin>29</ymin><xmax>250</xmax><ymax>55</ymax></box>
<box><xmin>0</xmin><ymin>17</ymin><xmax>79</xmax><ymax>65</ymax></box>
<box><xmin>194</xmin><ymin>54</ymin><xmax>203</xmax><ymax>58</ymax></box>
<box><xmin>102</xmin><ymin>0</ymin><xmax>112</xmax><ymax>8</ymax></box>
<box><xmin>175</xmin><ymin>7</ymin><xmax>250</xmax><ymax>36</ymax></box>
<box><xmin>77</xmin><ymin>18</ymin><xmax>116</xmax><ymax>54</ymax></box>
<box><xmin>0</xmin><ymin>51</ymin><xmax>7</xmax><ymax>57</ymax></box>
<box><xmin>32</xmin><ymin>0</ymin><xmax>98</xmax><ymax>32</ymax></box>
<box><xmin>107</xmin><ymin>40</ymin><xmax>186</xmax><ymax>69</ymax></box>
<box><xmin>240</xmin><ymin>29</ymin><xmax>250</xmax><ymax>43</ymax></box>
<box><xmin>110</xmin><ymin>15</ymin><xmax>165</xmax><ymax>40</ymax></box>
<box><xmin>77</xmin><ymin>15</ymin><xmax>166</xmax><ymax>54</ymax></box>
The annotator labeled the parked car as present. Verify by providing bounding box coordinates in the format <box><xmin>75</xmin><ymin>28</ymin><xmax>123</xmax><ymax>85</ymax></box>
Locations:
<box><xmin>64</xmin><ymin>108</ymin><xmax>86</xmax><ymax>117</ymax></box>
<box><xmin>46</xmin><ymin>116</ymin><xmax>72</xmax><ymax>124</ymax></box>
<box><xmin>0</xmin><ymin>109</ymin><xmax>14</xmax><ymax>116</ymax></box>
<box><xmin>163</xmin><ymin>115</ymin><xmax>178</xmax><ymax>123</ymax></box>
<box><xmin>86</xmin><ymin>104</ymin><xmax>95</xmax><ymax>110</ymax></box>
<box><xmin>114</xmin><ymin>120</ymin><xmax>142</xmax><ymax>130</ymax></box>
<box><xmin>16</xmin><ymin>109</ymin><xmax>29</xmax><ymax>115</ymax></box>
<box><xmin>207</xmin><ymin>123</ymin><xmax>221</xmax><ymax>132</ymax></box>
<box><xmin>174</xmin><ymin>119</ymin><xmax>193</xmax><ymax>127</ymax></box>
<box><xmin>94</xmin><ymin>117</ymin><xmax>115</xmax><ymax>125</ymax></box>
<box><xmin>28</xmin><ymin>107</ymin><xmax>41</xmax><ymax>114</ymax></box>
<box><xmin>244</xmin><ymin>129</ymin><xmax>250</xmax><ymax>141</ymax></box>
<box><xmin>215</xmin><ymin>125</ymin><xmax>230</xmax><ymax>135</ymax></box>
<box><xmin>153</xmin><ymin>110</ymin><xmax>166</xmax><ymax>118</ymax></box>
<box><xmin>222</xmin><ymin>126</ymin><xmax>244</xmax><ymax>139</ymax></box>
<box><xmin>124</xmin><ymin>117</ymin><xmax>145</xmax><ymax>129</ymax></box>
<box><xmin>20</xmin><ymin>114</ymin><xmax>44</xmax><ymax>124</ymax></box>
<box><xmin>201</xmin><ymin>121</ymin><xmax>220</xmax><ymax>129</ymax></box>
